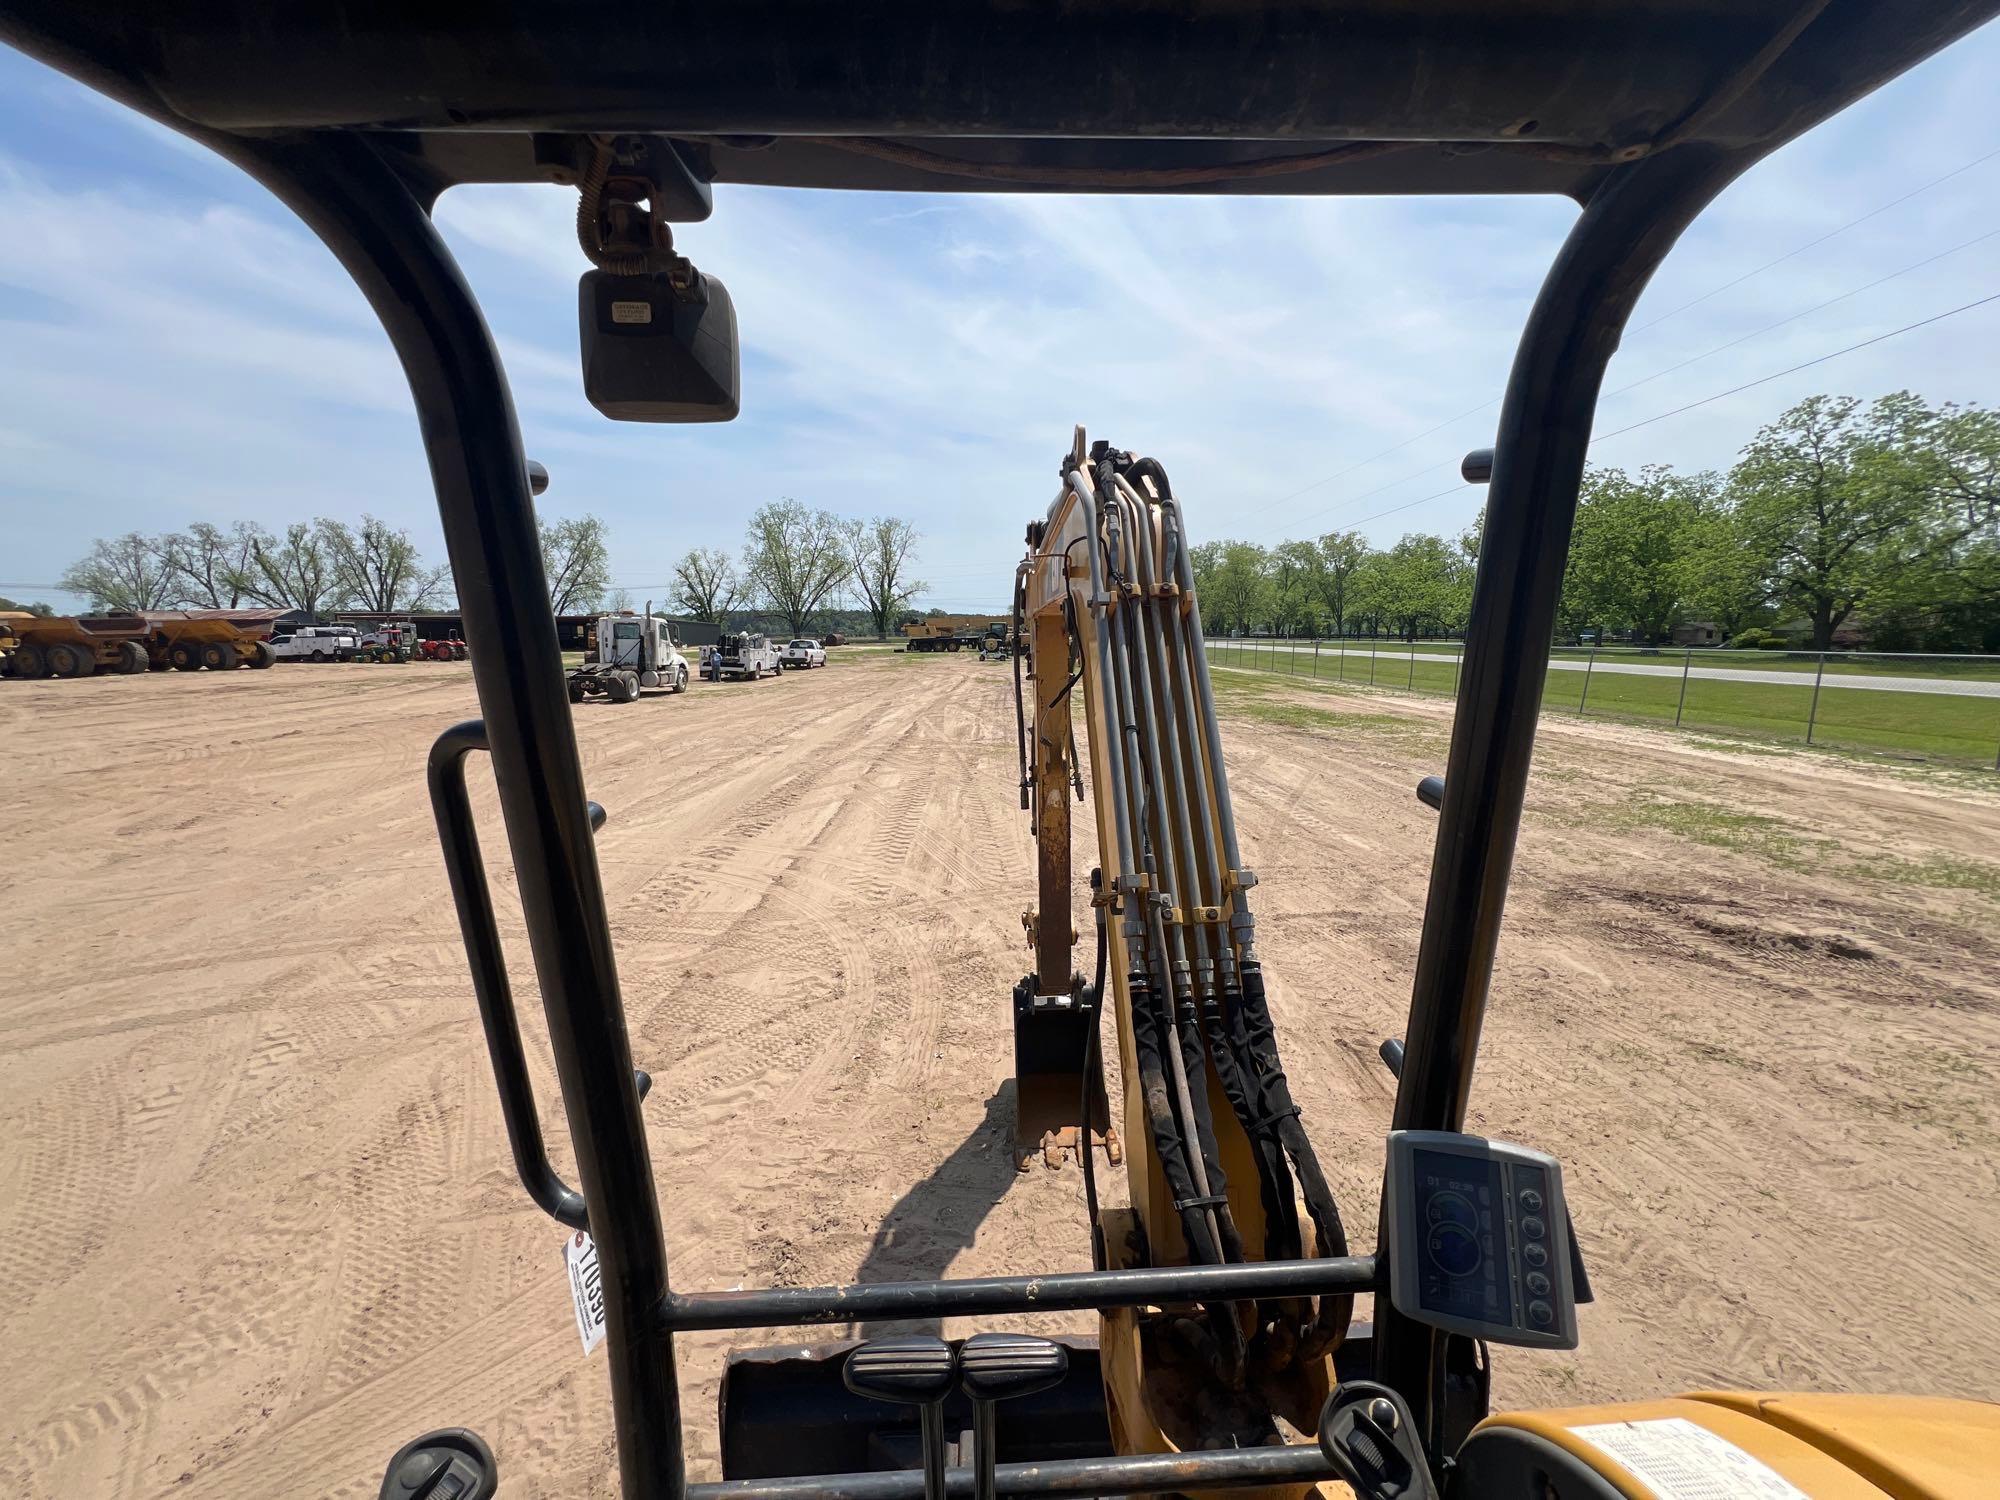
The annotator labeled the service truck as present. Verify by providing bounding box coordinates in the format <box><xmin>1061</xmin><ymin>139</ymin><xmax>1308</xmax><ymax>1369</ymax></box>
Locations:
<box><xmin>712</xmin><ymin>631</ymin><xmax>783</xmax><ymax>680</ymax></box>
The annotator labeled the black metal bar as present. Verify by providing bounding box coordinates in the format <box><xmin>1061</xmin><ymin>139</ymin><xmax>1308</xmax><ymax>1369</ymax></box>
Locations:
<box><xmin>662</xmin><ymin>1257</ymin><xmax>1379</xmax><ymax>1332</ymax></box>
<box><xmin>688</xmin><ymin>1442</ymin><xmax>1338</xmax><ymax>1500</ymax></box>
<box><xmin>192</xmin><ymin>132</ymin><xmax>685</xmax><ymax>1499</ymax></box>
<box><xmin>1376</xmin><ymin>142</ymin><xmax>1748</xmax><ymax>1455</ymax></box>
<box><xmin>427</xmin><ymin>718</ymin><xmax>588</xmax><ymax>1231</ymax></box>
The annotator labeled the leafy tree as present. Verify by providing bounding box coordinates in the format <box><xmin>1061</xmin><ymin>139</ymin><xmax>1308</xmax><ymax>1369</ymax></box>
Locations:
<box><xmin>164</xmin><ymin>520</ymin><xmax>267</xmax><ymax>609</ymax></box>
<box><xmin>1685</xmin><ymin>502</ymin><xmax>1772</xmax><ymax>641</ymax></box>
<box><xmin>1559</xmin><ymin>466</ymin><xmax>1711</xmax><ymax>644</ymax></box>
<box><xmin>320</xmin><ymin>515</ymin><xmax>451</xmax><ymax>613</ymax></box>
<box><xmin>672</xmin><ymin>546</ymin><xmax>741</xmax><ymax>624</ymax></box>
<box><xmin>540</xmin><ymin>514</ymin><xmax>613</xmax><ymax>616</ymax></box>
<box><xmin>845</xmin><ymin>516</ymin><xmax>925</xmax><ymax>639</ymax></box>
<box><xmin>0</xmin><ymin>596</ymin><xmax>57</xmax><ymax>617</ymax></box>
<box><xmin>1731</xmin><ymin>394</ymin><xmax>1971</xmax><ymax>650</ymax></box>
<box><xmin>1308</xmin><ymin>531</ymin><xmax>1368</xmax><ymax>637</ymax></box>
<box><xmin>743</xmin><ymin>498</ymin><xmax>851</xmax><ymax>636</ymax></box>
<box><xmin>1269</xmin><ymin>540</ymin><xmax>1320</xmax><ymax>636</ymax></box>
<box><xmin>1371</xmin><ymin>533</ymin><xmax>1473</xmax><ymax>640</ymax></box>
<box><xmin>60</xmin><ymin>533</ymin><xmax>177</xmax><ymax>612</ymax></box>
<box><xmin>242</xmin><ymin>522</ymin><xmax>341</xmax><ymax>615</ymax></box>
<box><xmin>1194</xmin><ymin>541</ymin><xmax>1273</xmax><ymax>635</ymax></box>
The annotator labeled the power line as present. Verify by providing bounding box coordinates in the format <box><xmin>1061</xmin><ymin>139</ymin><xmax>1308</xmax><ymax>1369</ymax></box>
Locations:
<box><xmin>1300</xmin><ymin>286</ymin><xmax>2000</xmax><ymax>536</ymax></box>
<box><xmin>1601</xmin><ymin>224</ymin><xmax>2000</xmax><ymax>402</ymax></box>
<box><xmin>1628</xmin><ymin>143</ymin><xmax>2000</xmax><ymax>334</ymax></box>
<box><xmin>1593</xmin><ymin>288</ymin><xmax>2000</xmax><ymax>443</ymax></box>
<box><xmin>1242</xmin><ymin>141</ymin><xmax>2000</xmax><ymax>537</ymax></box>
<box><xmin>1240</xmin><ymin>395</ymin><xmax>1496</xmax><ymax>520</ymax></box>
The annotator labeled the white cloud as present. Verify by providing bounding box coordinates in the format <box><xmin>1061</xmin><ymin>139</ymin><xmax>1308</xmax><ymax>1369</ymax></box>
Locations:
<box><xmin>3</xmin><ymin>19</ymin><xmax>1997</xmax><ymax>613</ymax></box>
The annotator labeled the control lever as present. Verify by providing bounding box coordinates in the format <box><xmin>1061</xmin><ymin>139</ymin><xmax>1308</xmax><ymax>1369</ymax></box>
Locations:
<box><xmin>1316</xmin><ymin>1383</ymin><xmax>1439</xmax><ymax>1500</ymax></box>
<box><xmin>960</xmin><ymin>1333</ymin><xmax>1068</xmax><ymax>1500</ymax></box>
<box><xmin>379</xmin><ymin>1429</ymin><xmax>497</xmax><ymax>1500</ymax></box>
<box><xmin>844</xmin><ymin>1336</ymin><xmax>957</xmax><ymax>1500</ymax></box>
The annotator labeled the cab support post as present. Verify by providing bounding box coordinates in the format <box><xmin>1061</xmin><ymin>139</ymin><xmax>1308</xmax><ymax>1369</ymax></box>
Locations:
<box><xmin>197</xmin><ymin>131</ymin><xmax>687</xmax><ymax>1499</ymax></box>
<box><xmin>1374</xmin><ymin>144</ymin><xmax>1747</xmax><ymax>1455</ymax></box>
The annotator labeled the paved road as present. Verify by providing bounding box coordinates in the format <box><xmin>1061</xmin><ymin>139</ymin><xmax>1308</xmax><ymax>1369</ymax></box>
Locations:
<box><xmin>1225</xmin><ymin>644</ymin><xmax>2000</xmax><ymax>699</ymax></box>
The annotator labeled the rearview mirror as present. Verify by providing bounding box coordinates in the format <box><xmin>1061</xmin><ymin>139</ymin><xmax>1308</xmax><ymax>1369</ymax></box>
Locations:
<box><xmin>580</xmin><ymin>268</ymin><xmax>740</xmax><ymax>423</ymax></box>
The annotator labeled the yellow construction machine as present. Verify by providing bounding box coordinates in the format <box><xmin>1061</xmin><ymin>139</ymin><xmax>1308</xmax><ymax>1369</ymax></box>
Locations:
<box><xmin>0</xmin><ymin>608</ymin><xmax>282</xmax><ymax>676</ymax></box>
<box><xmin>7</xmin><ymin>2</ymin><xmax>1999</xmax><ymax>1497</ymax></box>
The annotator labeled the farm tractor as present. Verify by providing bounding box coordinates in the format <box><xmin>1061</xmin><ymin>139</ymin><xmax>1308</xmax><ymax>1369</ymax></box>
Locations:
<box><xmin>416</xmin><ymin>635</ymin><xmax>470</xmax><ymax>662</ymax></box>
<box><xmin>352</xmin><ymin>622</ymin><xmax>418</xmax><ymax>663</ymax></box>
<box><xmin>7</xmin><ymin>3</ymin><xmax>2000</xmax><ymax>1500</ymax></box>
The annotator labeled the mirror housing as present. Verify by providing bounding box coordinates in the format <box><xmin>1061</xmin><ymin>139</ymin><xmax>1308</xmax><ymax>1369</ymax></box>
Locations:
<box><xmin>580</xmin><ymin>268</ymin><xmax>740</xmax><ymax>423</ymax></box>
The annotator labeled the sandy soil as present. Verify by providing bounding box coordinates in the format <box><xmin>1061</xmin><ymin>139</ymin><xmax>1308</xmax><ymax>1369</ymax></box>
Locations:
<box><xmin>2</xmin><ymin>651</ymin><xmax>1997</xmax><ymax>1498</ymax></box>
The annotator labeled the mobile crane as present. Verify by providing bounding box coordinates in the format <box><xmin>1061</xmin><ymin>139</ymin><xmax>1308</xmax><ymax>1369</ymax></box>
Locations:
<box><xmin>6</xmin><ymin>3</ymin><xmax>2000</xmax><ymax>1499</ymax></box>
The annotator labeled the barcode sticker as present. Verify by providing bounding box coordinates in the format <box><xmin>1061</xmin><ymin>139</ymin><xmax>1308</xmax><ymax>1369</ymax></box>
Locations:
<box><xmin>565</xmin><ymin>1230</ymin><xmax>608</xmax><ymax>1356</ymax></box>
<box><xmin>1568</xmin><ymin>1418</ymin><xmax>1809</xmax><ymax>1500</ymax></box>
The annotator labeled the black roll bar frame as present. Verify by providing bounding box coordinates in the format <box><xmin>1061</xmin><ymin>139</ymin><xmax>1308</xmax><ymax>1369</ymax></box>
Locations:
<box><xmin>157</xmin><ymin>117</ymin><xmax>1748</xmax><ymax>1499</ymax></box>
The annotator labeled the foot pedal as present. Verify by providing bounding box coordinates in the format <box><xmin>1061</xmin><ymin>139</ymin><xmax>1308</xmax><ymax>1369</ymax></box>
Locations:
<box><xmin>379</xmin><ymin>1429</ymin><xmax>497</xmax><ymax>1500</ymax></box>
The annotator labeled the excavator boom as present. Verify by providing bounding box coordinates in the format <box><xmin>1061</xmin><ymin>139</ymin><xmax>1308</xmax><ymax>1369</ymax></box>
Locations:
<box><xmin>1014</xmin><ymin>429</ymin><xmax>1357</xmax><ymax>1466</ymax></box>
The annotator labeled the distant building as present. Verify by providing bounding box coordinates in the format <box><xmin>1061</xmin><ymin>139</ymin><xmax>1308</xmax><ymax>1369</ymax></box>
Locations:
<box><xmin>1671</xmin><ymin>621</ymin><xmax>1721</xmax><ymax>646</ymax></box>
<box><xmin>331</xmin><ymin>608</ymin><xmax>720</xmax><ymax>649</ymax></box>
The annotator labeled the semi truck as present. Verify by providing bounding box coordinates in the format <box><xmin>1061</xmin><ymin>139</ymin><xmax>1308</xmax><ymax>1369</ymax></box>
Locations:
<box><xmin>568</xmin><ymin>606</ymin><xmax>689</xmax><ymax>703</ymax></box>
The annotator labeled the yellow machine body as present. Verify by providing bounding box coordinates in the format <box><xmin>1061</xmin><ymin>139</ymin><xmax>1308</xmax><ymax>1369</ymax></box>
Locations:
<box><xmin>1470</xmin><ymin>1392</ymin><xmax>2000</xmax><ymax>1499</ymax></box>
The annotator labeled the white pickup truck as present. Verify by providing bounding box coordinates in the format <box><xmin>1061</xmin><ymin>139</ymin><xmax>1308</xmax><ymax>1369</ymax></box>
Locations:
<box><xmin>781</xmin><ymin>638</ymin><xmax>827</xmax><ymax>669</ymax></box>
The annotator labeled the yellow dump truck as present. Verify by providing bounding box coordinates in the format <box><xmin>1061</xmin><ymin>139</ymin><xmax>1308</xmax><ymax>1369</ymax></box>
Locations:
<box><xmin>0</xmin><ymin>609</ymin><xmax>285</xmax><ymax>678</ymax></box>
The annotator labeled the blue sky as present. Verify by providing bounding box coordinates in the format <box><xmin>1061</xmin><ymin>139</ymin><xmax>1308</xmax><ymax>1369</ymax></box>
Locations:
<box><xmin>2</xmin><ymin>23</ymin><xmax>1996</xmax><ymax>615</ymax></box>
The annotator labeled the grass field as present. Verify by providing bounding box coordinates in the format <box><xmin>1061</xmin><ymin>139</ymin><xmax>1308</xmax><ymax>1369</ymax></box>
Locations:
<box><xmin>1207</xmin><ymin>639</ymin><xmax>2000</xmax><ymax>767</ymax></box>
<box><xmin>1224</xmin><ymin>636</ymin><xmax>2000</xmax><ymax>682</ymax></box>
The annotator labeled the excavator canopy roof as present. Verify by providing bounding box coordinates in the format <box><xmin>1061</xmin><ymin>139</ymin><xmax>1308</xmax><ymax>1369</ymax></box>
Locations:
<box><xmin>4</xmin><ymin>1</ymin><xmax>1994</xmax><ymax>203</ymax></box>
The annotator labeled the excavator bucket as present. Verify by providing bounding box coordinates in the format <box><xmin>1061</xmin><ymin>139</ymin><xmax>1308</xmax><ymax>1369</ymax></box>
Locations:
<box><xmin>1011</xmin><ymin>978</ymin><xmax>1120</xmax><ymax>1168</ymax></box>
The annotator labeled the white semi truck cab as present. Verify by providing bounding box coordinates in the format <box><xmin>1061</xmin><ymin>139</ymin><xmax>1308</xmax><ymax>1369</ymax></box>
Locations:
<box><xmin>569</xmin><ymin>609</ymin><xmax>690</xmax><ymax>704</ymax></box>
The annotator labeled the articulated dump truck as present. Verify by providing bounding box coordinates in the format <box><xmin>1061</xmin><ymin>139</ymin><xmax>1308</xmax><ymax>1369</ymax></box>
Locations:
<box><xmin>0</xmin><ymin>609</ymin><xmax>284</xmax><ymax>678</ymax></box>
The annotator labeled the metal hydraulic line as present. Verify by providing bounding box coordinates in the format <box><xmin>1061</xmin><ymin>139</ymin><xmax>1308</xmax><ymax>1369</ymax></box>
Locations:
<box><xmin>1097</xmin><ymin>484</ymin><xmax>1228</xmax><ymax>1267</ymax></box>
<box><xmin>1130</xmin><ymin>478</ymin><xmax>1308</xmax><ymax>1290</ymax></box>
<box><xmin>1064</xmin><ymin>466</ymin><xmax>1228</xmax><ymax>1291</ymax></box>
<box><xmin>1159</xmin><ymin>494</ymin><xmax>1258</xmax><ymax>963</ymax></box>
<box><xmin>1114</xmin><ymin>475</ymin><xmax>1287</xmax><ymax>1261</ymax></box>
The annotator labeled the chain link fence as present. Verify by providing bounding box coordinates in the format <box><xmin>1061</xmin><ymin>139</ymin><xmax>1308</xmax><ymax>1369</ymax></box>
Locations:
<box><xmin>1204</xmin><ymin>637</ymin><xmax>2000</xmax><ymax>770</ymax></box>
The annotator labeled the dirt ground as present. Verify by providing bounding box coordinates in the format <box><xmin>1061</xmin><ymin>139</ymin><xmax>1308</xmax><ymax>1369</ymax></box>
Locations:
<box><xmin>3</xmin><ymin>650</ymin><xmax>1997</xmax><ymax>1498</ymax></box>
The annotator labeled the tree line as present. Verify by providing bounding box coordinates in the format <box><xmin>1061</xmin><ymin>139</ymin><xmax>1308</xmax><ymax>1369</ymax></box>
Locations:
<box><xmin>47</xmin><ymin>499</ymin><xmax>926</xmax><ymax>637</ymax></box>
<box><xmin>54</xmin><ymin>513</ymin><xmax>615</xmax><ymax>618</ymax></box>
<box><xmin>671</xmin><ymin>500</ymin><xmax>924</xmax><ymax>638</ymax></box>
<box><xmin>1194</xmin><ymin>392</ymin><xmax>2000</xmax><ymax>653</ymax></box>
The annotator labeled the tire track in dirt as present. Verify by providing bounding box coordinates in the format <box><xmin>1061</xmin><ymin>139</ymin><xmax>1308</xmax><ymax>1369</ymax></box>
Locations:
<box><xmin>8</xmin><ymin>653</ymin><xmax>2000</xmax><ymax>1495</ymax></box>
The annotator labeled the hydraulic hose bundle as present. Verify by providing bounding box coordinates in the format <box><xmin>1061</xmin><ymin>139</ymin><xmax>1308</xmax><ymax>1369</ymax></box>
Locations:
<box><xmin>1055</xmin><ymin>438</ymin><xmax>1353</xmax><ymax>1384</ymax></box>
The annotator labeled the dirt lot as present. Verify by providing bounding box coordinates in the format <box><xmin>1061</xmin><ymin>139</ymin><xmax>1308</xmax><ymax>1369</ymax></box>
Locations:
<box><xmin>3</xmin><ymin>651</ymin><xmax>1998</xmax><ymax>1498</ymax></box>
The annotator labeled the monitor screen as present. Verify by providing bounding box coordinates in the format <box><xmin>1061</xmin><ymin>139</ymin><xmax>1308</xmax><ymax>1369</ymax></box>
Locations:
<box><xmin>1411</xmin><ymin>1148</ymin><xmax>1513</xmax><ymax>1327</ymax></box>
